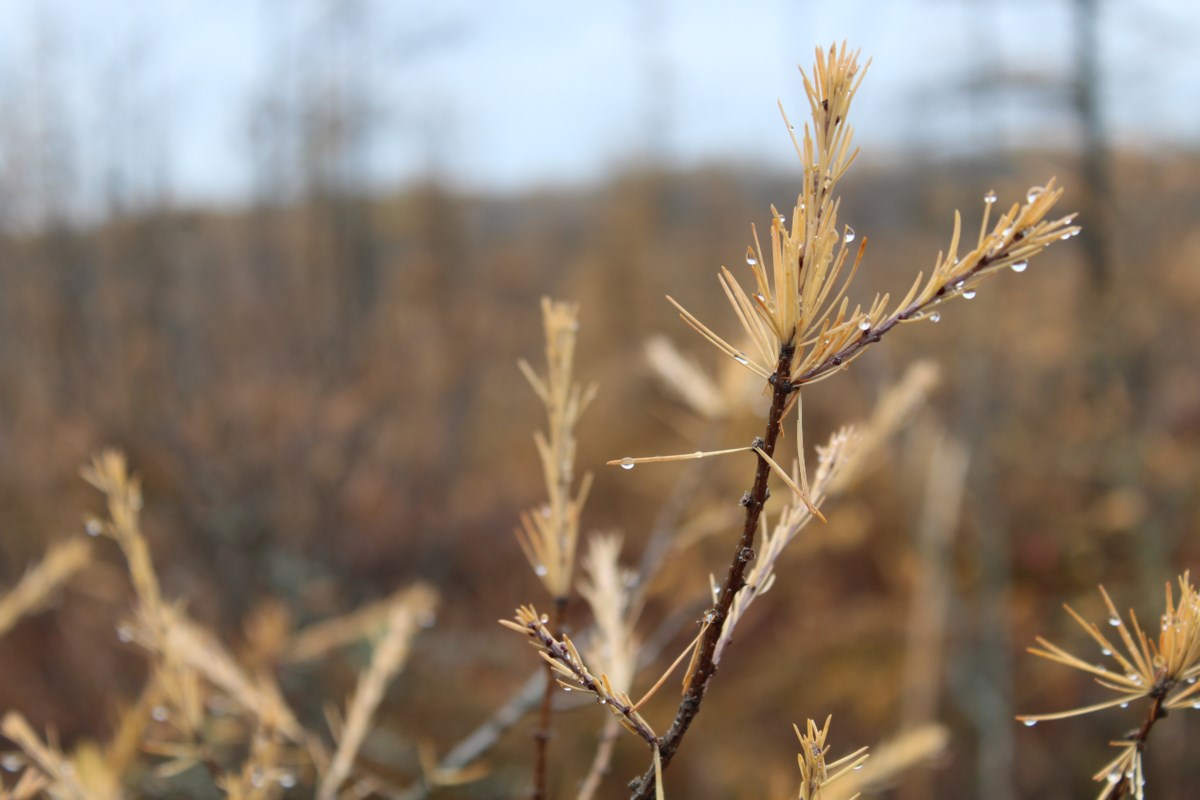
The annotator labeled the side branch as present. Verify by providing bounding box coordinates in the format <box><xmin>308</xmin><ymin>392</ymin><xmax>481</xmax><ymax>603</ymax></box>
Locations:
<box><xmin>629</xmin><ymin>343</ymin><xmax>797</xmax><ymax>799</ymax></box>
<box><xmin>793</xmin><ymin>224</ymin><xmax>1053</xmax><ymax>386</ymax></box>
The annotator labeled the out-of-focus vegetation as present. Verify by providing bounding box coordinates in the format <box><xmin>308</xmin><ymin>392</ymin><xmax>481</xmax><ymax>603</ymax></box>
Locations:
<box><xmin>1</xmin><ymin>150</ymin><xmax>1198</xmax><ymax>797</ymax></box>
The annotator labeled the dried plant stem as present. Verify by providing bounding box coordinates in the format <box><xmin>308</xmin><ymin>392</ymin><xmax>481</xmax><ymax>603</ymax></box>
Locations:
<box><xmin>628</xmin><ymin>343</ymin><xmax>797</xmax><ymax>799</ymax></box>
<box><xmin>577</xmin><ymin>716</ymin><xmax>621</xmax><ymax>800</ymax></box>
<box><xmin>533</xmin><ymin>595</ymin><xmax>568</xmax><ymax>800</ymax></box>
<box><xmin>0</xmin><ymin>538</ymin><xmax>91</xmax><ymax>639</ymax></box>
<box><xmin>1102</xmin><ymin>693</ymin><xmax>1168</xmax><ymax>800</ymax></box>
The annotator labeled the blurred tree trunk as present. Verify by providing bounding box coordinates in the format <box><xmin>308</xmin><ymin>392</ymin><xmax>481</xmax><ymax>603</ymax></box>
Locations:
<box><xmin>1071</xmin><ymin>0</ymin><xmax>1114</xmax><ymax>295</ymax></box>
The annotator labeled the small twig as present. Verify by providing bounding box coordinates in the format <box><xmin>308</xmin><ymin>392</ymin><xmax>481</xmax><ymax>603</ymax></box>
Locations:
<box><xmin>532</xmin><ymin>596</ymin><xmax>568</xmax><ymax>800</ymax></box>
<box><xmin>793</xmin><ymin>230</ymin><xmax>1034</xmax><ymax>387</ymax></box>
<box><xmin>503</xmin><ymin>609</ymin><xmax>659</xmax><ymax>749</ymax></box>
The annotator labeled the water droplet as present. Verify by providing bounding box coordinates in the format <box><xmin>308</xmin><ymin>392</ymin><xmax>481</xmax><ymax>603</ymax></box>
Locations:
<box><xmin>1109</xmin><ymin>615</ymin><xmax>1121</xmax><ymax>627</ymax></box>
<box><xmin>1022</xmin><ymin>719</ymin><xmax>1037</xmax><ymax>727</ymax></box>
<box><xmin>1026</xmin><ymin>186</ymin><xmax>1044</xmax><ymax>203</ymax></box>
<box><xmin>117</xmin><ymin>623</ymin><xmax>135</xmax><ymax>643</ymax></box>
<box><xmin>619</xmin><ymin>457</ymin><xmax>636</xmax><ymax>471</ymax></box>
<box><xmin>843</xmin><ymin>226</ymin><xmax>856</xmax><ymax>244</ymax></box>
<box><xmin>1102</xmin><ymin>648</ymin><xmax>1113</xmax><ymax>656</ymax></box>
<box><xmin>1188</xmin><ymin>676</ymin><xmax>1197</xmax><ymax>685</ymax></box>
<box><xmin>539</xmin><ymin>613</ymin><xmax>549</xmax><ymax>624</ymax></box>
<box><xmin>1</xmin><ymin>755</ymin><xmax>22</xmax><ymax>772</ymax></box>
<box><xmin>85</xmin><ymin>519</ymin><xmax>103</xmax><ymax>537</ymax></box>
<box><xmin>853</xmin><ymin>763</ymin><xmax>865</xmax><ymax>771</ymax></box>
<box><xmin>929</xmin><ymin>311</ymin><xmax>941</xmax><ymax>323</ymax></box>
<box><xmin>534</xmin><ymin>564</ymin><xmax>548</xmax><ymax>577</ymax></box>
<box><xmin>1060</xmin><ymin>230</ymin><xmax>1078</xmax><ymax>240</ymax></box>
<box><xmin>597</xmin><ymin>697</ymin><xmax>607</xmax><ymax>706</ymax></box>
<box><xmin>1120</xmin><ymin>702</ymin><xmax>1130</xmax><ymax>709</ymax></box>
<box><xmin>1011</xmin><ymin>260</ymin><xmax>1028</xmax><ymax>273</ymax></box>
<box><xmin>983</xmin><ymin>190</ymin><xmax>997</xmax><ymax>204</ymax></box>
<box><xmin>963</xmin><ymin>289</ymin><xmax>977</xmax><ymax>300</ymax></box>
<box><xmin>279</xmin><ymin>774</ymin><xmax>296</xmax><ymax>789</ymax></box>
<box><xmin>754</xmin><ymin>292</ymin><xmax>766</xmax><ymax>303</ymax></box>
<box><xmin>1106</xmin><ymin>771</ymin><xmax>1121</xmax><ymax>784</ymax></box>
<box><xmin>858</xmin><ymin>318</ymin><xmax>871</xmax><ymax>331</ymax></box>
<box><xmin>563</xmin><ymin>686</ymin><xmax>572</xmax><ymax>692</ymax></box>
<box><xmin>1192</xmin><ymin>701</ymin><xmax>1200</xmax><ymax>709</ymax></box>
<box><xmin>746</xmin><ymin>251</ymin><xmax>758</xmax><ymax>266</ymax></box>
<box><xmin>733</xmin><ymin>352</ymin><xmax>750</xmax><ymax>365</ymax></box>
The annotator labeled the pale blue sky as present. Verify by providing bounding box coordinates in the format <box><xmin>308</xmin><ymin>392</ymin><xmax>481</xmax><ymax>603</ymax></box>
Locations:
<box><xmin>0</xmin><ymin>0</ymin><xmax>1195</xmax><ymax>214</ymax></box>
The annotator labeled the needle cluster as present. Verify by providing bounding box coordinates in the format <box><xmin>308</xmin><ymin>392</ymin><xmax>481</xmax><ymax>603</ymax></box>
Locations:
<box><xmin>1020</xmin><ymin>573</ymin><xmax>1200</xmax><ymax>799</ymax></box>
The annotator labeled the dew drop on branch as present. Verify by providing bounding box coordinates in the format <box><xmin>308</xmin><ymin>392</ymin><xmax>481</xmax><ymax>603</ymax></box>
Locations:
<box><xmin>963</xmin><ymin>289</ymin><xmax>977</xmax><ymax>300</ymax></box>
<box><xmin>929</xmin><ymin>311</ymin><xmax>941</xmax><ymax>323</ymax></box>
<box><xmin>858</xmin><ymin>318</ymin><xmax>871</xmax><ymax>331</ymax></box>
<box><xmin>534</xmin><ymin>564</ymin><xmax>548</xmax><ymax>576</ymax></box>
<box><xmin>619</xmin><ymin>457</ymin><xmax>636</xmax><ymax>470</ymax></box>
<box><xmin>747</xmin><ymin>251</ymin><xmax>758</xmax><ymax>266</ymax></box>
<box><xmin>984</xmin><ymin>190</ymin><xmax>997</xmax><ymax>204</ymax></box>
<box><xmin>1022</xmin><ymin>720</ymin><xmax>1037</xmax><ymax>727</ymax></box>
<box><xmin>1027</xmin><ymin>186</ymin><xmax>1044</xmax><ymax>203</ymax></box>
<box><xmin>843</xmin><ymin>226</ymin><xmax>856</xmax><ymax>243</ymax></box>
<box><xmin>733</xmin><ymin>352</ymin><xmax>750</xmax><ymax>365</ymax></box>
<box><xmin>1011</xmin><ymin>260</ymin><xmax>1028</xmax><ymax>273</ymax></box>
<box><xmin>1109</xmin><ymin>615</ymin><xmax>1121</xmax><ymax>627</ymax></box>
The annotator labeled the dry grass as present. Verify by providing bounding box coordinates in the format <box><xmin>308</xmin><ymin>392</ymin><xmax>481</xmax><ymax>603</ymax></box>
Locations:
<box><xmin>0</xmin><ymin>452</ymin><xmax>439</xmax><ymax>798</ymax></box>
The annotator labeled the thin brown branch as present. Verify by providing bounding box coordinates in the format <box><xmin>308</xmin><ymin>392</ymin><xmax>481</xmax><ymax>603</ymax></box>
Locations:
<box><xmin>533</xmin><ymin>596</ymin><xmax>568</xmax><ymax>800</ymax></box>
<box><xmin>628</xmin><ymin>343</ymin><xmax>797</xmax><ymax>799</ymax></box>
